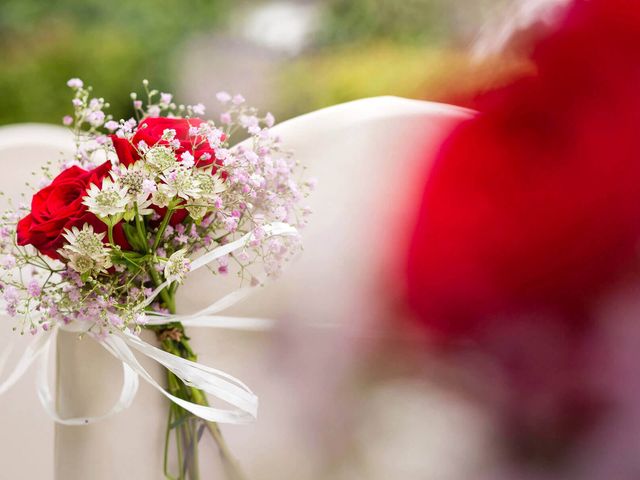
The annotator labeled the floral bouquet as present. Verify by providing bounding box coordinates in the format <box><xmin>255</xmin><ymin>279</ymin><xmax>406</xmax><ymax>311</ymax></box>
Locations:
<box><xmin>0</xmin><ymin>79</ymin><xmax>312</xmax><ymax>479</ymax></box>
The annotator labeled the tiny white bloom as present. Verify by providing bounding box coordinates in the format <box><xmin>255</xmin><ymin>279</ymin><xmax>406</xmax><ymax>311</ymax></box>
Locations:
<box><xmin>162</xmin><ymin>129</ymin><xmax>176</xmax><ymax>141</ymax></box>
<box><xmin>192</xmin><ymin>103</ymin><xmax>206</xmax><ymax>115</ymax></box>
<box><xmin>147</xmin><ymin>105</ymin><xmax>161</xmax><ymax>118</ymax></box>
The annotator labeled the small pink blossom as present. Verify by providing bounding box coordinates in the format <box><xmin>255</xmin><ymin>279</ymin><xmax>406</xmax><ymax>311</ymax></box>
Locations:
<box><xmin>1</xmin><ymin>255</ymin><xmax>16</xmax><ymax>269</ymax></box>
<box><xmin>192</xmin><ymin>103</ymin><xmax>206</xmax><ymax>115</ymax></box>
<box><xmin>27</xmin><ymin>279</ymin><xmax>41</xmax><ymax>298</ymax></box>
<box><xmin>223</xmin><ymin>216</ymin><xmax>239</xmax><ymax>232</ymax></box>
<box><xmin>180</xmin><ymin>151</ymin><xmax>195</xmax><ymax>168</ymax></box>
<box><xmin>104</xmin><ymin>120</ymin><xmax>119</xmax><ymax>131</ymax></box>
<box><xmin>216</xmin><ymin>91</ymin><xmax>232</xmax><ymax>103</ymax></box>
<box><xmin>67</xmin><ymin>78</ymin><xmax>83</xmax><ymax>89</ymax></box>
<box><xmin>265</xmin><ymin>112</ymin><xmax>275</xmax><ymax>127</ymax></box>
<box><xmin>148</xmin><ymin>106</ymin><xmax>161</xmax><ymax>117</ymax></box>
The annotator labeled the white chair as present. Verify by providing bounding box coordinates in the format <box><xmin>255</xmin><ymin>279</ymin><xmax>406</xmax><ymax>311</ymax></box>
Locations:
<box><xmin>0</xmin><ymin>98</ymin><xmax>475</xmax><ymax>479</ymax></box>
<box><xmin>0</xmin><ymin>123</ymin><xmax>74</xmax><ymax>480</ymax></box>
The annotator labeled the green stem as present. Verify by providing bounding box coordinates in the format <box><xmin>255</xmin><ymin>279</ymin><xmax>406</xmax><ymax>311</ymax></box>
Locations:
<box><xmin>148</xmin><ymin>267</ymin><xmax>175</xmax><ymax>312</ymax></box>
<box><xmin>164</xmin><ymin>406</ymin><xmax>178</xmax><ymax>480</ymax></box>
<box><xmin>107</xmin><ymin>222</ymin><xmax>115</xmax><ymax>246</ymax></box>
<box><xmin>188</xmin><ymin>381</ymin><xmax>246</xmax><ymax>480</ymax></box>
<box><xmin>153</xmin><ymin>207</ymin><xmax>175</xmax><ymax>251</ymax></box>
<box><xmin>135</xmin><ymin>206</ymin><xmax>149</xmax><ymax>253</ymax></box>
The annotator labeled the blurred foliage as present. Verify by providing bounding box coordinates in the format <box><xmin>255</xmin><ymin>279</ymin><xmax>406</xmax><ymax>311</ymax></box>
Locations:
<box><xmin>317</xmin><ymin>0</ymin><xmax>453</xmax><ymax>46</ymax></box>
<box><xmin>278</xmin><ymin>0</ymin><xmax>529</xmax><ymax>117</ymax></box>
<box><xmin>0</xmin><ymin>0</ymin><xmax>231</xmax><ymax>125</ymax></box>
<box><xmin>277</xmin><ymin>42</ymin><xmax>530</xmax><ymax>118</ymax></box>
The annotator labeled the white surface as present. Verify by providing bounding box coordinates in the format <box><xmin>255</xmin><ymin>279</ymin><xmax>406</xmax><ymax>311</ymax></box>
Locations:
<box><xmin>0</xmin><ymin>123</ymin><xmax>73</xmax><ymax>480</ymax></box>
<box><xmin>0</xmin><ymin>98</ymin><xmax>486</xmax><ymax>479</ymax></box>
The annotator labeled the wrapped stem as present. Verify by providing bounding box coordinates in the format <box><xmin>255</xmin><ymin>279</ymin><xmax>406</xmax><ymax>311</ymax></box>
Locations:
<box><xmin>150</xmin><ymin>319</ymin><xmax>246</xmax><ymax>480</ymax></box>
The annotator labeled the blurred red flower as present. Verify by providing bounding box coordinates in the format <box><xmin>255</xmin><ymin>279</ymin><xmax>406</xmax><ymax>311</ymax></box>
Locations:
<box><xmin>405</xmin><ymin>0</ymin><xmax>640</xmax><ymax>451</ymax></box>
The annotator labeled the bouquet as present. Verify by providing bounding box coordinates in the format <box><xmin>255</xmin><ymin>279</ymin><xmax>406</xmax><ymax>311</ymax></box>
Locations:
<box><xmin>0</xmin><ymin>78</ymin><xmax>313</xmax><ymax>479</ymax></box>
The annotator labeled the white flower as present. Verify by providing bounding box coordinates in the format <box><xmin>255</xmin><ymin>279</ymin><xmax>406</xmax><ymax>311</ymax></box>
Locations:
<box><xmin>147</xmin><ymin>105</ymin><xmax>161</xmax><ymax>118</ymax></box>
<box><xmin>186</xmin><ymin>205</ymin><xmax>208</xmax><ymax>221</ymax></box>
<box><xmin>159</xmin><ymin>167</ymin><xmax>201</xmax><ymax>201</ymax></box>
<box><xmin>58</xmin><ymin>224</ymin><xmax>112</xmax><ymax>275</ymax></box>
<box><xmin>164</xmin><ymin>249</ymin><xmax>191</xmax><ymax>284</ymax></box>
<box><xmin>111</xmin><ymin>163</ymin><xmax>154</xmax><ymax>216</ymax></box>
<box><xmin>83</xmin><ymin>178</ymin><xmax>129</xmax><ymax>218</ymax></box>
<box><xmin>195</xmin><ymin>169</ymin><xmax>226</xmax><ymax>199</ymax></box>
<box><xmin>145</xmin><ymin>145</ymin><xmax>177</xmax><ymax>173</ymax></box>
<box><xmin>151</xmin><ymin>188</ymin><xmax>171</xmax><ymax>208</ymax></box>
<box><xmin>111</xmin><ymin>163</ymin><xmax>145</xmax><ymax>196</ymax></box>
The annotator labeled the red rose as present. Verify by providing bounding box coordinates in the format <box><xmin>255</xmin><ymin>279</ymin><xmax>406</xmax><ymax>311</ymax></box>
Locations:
<box><xmin>110</xmin><ymin>117</ymin><xmax>218</xmax><ymax>169</ymax></box>
<box><xmin>17</xmin><ymin>162</ymin><xmax>128</xmax><ymax>259</ymax></box>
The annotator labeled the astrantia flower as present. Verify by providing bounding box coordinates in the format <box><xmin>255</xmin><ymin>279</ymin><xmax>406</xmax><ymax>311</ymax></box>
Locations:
<box><xmin>151</xmin><ymin>189</ymin><xmax>172</xmax><ymax>208</ymax></box>
<box><xmin>164</xmin><ymin>249</ymin><xmax>191</xmax><ymax>284</ymax></box>
<box><xmin>145</xmin><ymin>145</ymin><xmax>177</xmax><ymax>174</ymax></box>
<box><xmin>58</xmin><ymin>224</ymin><xmax>112</xmax><ymax>275</ymax></box>
<box><xmin>111</xmin><ymin>163</ymin><xmax>154</xmax><ymax>216</ymax></box>
<box><xmin>111</xmin><ymin>163</ymin><xmax>146</xmax><ymax>197</ymax></box>
<box><xmin>159</xmin><ymin>167</ymin><xmax>201</xmax><ymax>201</ymax></box>
<box><xmin>195</xmin><ymin>168</ymin><xmax>226</xmax><ymax>199</ymax></box>
<box><xmin>83</xmin><ymin>178</ymin><xmax>129</xmax><ymax>219</ymax></box>
<box><xmin>185</xmin><ymin>205</ymin><xmax>208</xmax><ymax>222</ymax></box>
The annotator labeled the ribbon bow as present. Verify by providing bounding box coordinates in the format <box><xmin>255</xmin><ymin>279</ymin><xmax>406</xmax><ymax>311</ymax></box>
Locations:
<box><xmin>0</xmin><ymin>222</ymin><xmax>298</xmax><ymax>425</ymax></box>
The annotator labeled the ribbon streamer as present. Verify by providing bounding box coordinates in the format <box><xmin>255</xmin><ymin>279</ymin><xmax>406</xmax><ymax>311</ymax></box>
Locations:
<box><xmin>0</xmin><ymin>222</ymin><xmax>298</xmax><ymax>425</ymax></box>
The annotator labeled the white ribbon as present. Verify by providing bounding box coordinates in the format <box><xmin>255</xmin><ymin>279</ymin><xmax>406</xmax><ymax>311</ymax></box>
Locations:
<box><xmin>0</xmin><ymin>222</ymin><xmax>298</xmax><ymax>425</ymax></box>
<box><xmin>36</xmin><ymin>327</ymin><xmax>140</xmax><ymax>426</ymax></box>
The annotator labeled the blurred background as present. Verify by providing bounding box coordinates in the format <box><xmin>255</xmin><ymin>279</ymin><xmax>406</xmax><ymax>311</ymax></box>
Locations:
<box><xmin>11</xmin><ymin>1</ymin><xmax>634</xmax><ymax>480</ymax></box>
<box><xmin>0</xmin><ymin>0</ymin><xmax>525</xmax><ymax>126</ymax></box>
